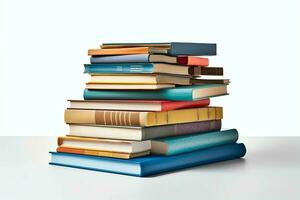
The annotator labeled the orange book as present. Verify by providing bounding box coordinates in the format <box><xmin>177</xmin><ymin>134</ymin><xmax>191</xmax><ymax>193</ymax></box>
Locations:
<box><xmin>88</xmin><ymin>47</ymin><xmax>167</xmax><ymax>56</ymax></box>
<box><xmin>57</xmin><ymin>147</ymin><xmax>150</xmax><ymax>159</ymax></box>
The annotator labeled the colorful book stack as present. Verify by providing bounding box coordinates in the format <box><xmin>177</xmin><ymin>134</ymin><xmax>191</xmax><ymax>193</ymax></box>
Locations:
<box><xmin>49</xmin><ymin>42</ymin><xmax>246</xmax><ymax>177</ymax></box>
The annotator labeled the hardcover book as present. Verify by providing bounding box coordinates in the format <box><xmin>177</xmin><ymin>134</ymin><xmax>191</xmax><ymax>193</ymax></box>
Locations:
<box><xmin>100</xmin><ymin>42</ymin><xmax>217</xmax><ymax>56</ymax></box>
<box><xmin>88</xmin><ymin>47</ymin><xmax>167</xmax><ymax>56</ymax></box>
<box><xmin>88</xmin><ymin>74</ymin><xmax>191</xmax><ymax>85</ymax></box>
<box><xmin>57</xmin><ymin>136</ymin><xmax>151</xmax><ymax>154</ymax></box>
<box><xmin>68</xmin><ymin>99</ymin><xmax>210</xmax><ymax>111</ymax></box>
<box><xmin>84</xmin><ymin>84</ymin><xmax>228</xmax><ymax>101</ymax></box>
<box><xmin>90</xmin><ymin>54</ymin><xmax>209</xmax><ymax>66</ymax></box>
<box><xmin>151</xmin><ymin>129</ymin><xmax>239</xmax><ymax>155</ymax></box>
<box><xmin>49</xmin><ymin>143</ymin><xmax>246</xmax><ymax>177</ymax></box>
<box><xmin>67</xmin><ymin>120</ymin><xmax>222</xmax><ymax>141</ymax></box>
<box><xmin>56</xmin><ymin>147</ymin><xmax>149</xmax><ymax>159</ymax></box>
<box><xmin>84</xmin><ymin>63</ymin><xmax>191</xmax><ymax>76</ymax></box>
<box><xmin>85</xmin><ymin>83</ymin><xmax>175</xmax><ymax>90</ymax></box>
<box><xmin>64</xmin><ymin>107</ymin><xmax>223</xmax><ymax>127</ymax></box>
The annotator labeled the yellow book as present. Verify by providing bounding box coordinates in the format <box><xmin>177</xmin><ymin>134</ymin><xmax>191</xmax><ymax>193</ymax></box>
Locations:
<box><xmin>64</xmin><ymin>107</ymin><xmax>223</xmax><ymax>127</ymax></box>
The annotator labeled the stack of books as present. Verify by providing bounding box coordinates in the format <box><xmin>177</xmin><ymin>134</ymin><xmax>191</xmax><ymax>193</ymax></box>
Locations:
<box><xmin>49</xmin><ymin>42</ymin><xmax>246</xmax><ymax>177</ymax></box>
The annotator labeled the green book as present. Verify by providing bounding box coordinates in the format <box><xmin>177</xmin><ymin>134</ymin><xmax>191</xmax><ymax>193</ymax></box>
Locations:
<box><xmin>84</xmin><ymin>84</ymin><xmax>228</xmax><ymax>101</ymax></box>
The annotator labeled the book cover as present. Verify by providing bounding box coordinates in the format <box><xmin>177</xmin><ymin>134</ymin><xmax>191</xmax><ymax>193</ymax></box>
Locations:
<box><xmin>84</xmin><ymin>63</ymin><xmax>190</xmax><ymax>76</ymax></box>
<box><xmin>84</xmin><ymin>84</ymin><xmax>227</xmax><ymax>101</ymax></box>
<box><xmin>100</xmin><ymin>42</ymin><xmax>217</xmax><ymax>56</ymax></box>
<box><xmin>90</xmin><ymin>54</ymin><xmax>209</xmax><ymax>66</ymax></box>
<box><xmin>64</xmin><ymin>107</ymin><xmax>223</xmax><ymax>127</ymax></box>
<box><xmin>49</xmin><ymin>143</ymin><xmax>246</xmax><ymax>177</ymax></box>
<box><xmin>68</xmin><ymin>120</ymin><xmax>222</xmax><ymax>141</ymax></box>
<box><xmin>151</xmin><ymin>129</ymin><xmax>239</xmax><ymax>155</ymax></box>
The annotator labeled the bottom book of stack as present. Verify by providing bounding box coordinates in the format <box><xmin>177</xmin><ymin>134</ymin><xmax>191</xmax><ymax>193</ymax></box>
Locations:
<box><xmin>49</xmin><ymin>129</ymin><xmax>246</xmax><ymax>177</ymax></box>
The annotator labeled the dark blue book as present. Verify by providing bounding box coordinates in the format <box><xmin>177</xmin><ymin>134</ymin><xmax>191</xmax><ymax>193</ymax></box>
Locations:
<box><xmin>101</xmin><ymin>42</ymin><xmax>217</xmax><ymax>56</ymax></box>
<box><xmin>49</xmin><ymin>143</ymin><xmax>246</xmax><ymax>177</ymax></box>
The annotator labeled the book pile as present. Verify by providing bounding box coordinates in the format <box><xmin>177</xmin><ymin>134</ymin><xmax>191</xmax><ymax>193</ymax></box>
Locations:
<box><xmin>50</xmin><ymin>42</ymin><xmax>246</xmax><ymax>177</ymax></box>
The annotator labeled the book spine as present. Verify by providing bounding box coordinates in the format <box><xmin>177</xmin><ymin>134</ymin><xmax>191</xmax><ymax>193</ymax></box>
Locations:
<box><xmin>192</xmin><ymin>67</ymin><xmax>224</xmax><ymax>76</ymax></box>
<box><xmin>65</xmin><ymin>109</ymin><xmax>145</xmax><ymax>126</ymax></box>
<box><xmin>90</xmin><ymin>54</ymin><xmax>149</xmax><ymax>64</ymax></box>
<box><xmin>65</xmin><ymin>107</ymin><xmax>222</xmax><ymax>127</ymax></box>
<box><xmin>84</xmin><ymin>63</ymin><xmax>155</xmax><ymax>74</ymax></box>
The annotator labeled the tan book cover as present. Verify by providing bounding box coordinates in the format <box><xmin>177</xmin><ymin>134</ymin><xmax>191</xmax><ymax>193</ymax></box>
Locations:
<box><xmin>56</xmin><ymin>147</ymin><xmax>150</xmax><ymax>159</ymax></box>
<box><xmin>64</xmin><ymin>107</ymin><xmax>223</xmax><ymax>127</ymax></box>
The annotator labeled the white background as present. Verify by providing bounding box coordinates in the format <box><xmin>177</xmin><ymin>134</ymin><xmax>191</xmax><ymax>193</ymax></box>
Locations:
<box><xmin>1</xmin><ymin>0</ymin><xmax>299</xmax><ymax>136</ymax></box>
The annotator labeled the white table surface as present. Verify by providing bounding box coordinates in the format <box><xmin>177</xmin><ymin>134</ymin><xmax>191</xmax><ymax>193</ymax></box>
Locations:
<box><xmin>0</xmin><ymin>136</ymin><xmax>299</xmax><ymax>200</ymax></box>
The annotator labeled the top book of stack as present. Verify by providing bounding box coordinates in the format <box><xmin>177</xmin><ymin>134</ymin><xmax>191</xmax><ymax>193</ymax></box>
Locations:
<box><xmin>88</xmin><ymin>42</ymin><xmax>217</xmax><ymax>56</ymax></box>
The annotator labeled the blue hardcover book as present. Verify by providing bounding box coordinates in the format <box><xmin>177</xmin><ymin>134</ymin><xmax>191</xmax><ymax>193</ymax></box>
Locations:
<box><xmin>84</xmin><ymin>63</ymin><xmax>189</xmax><ymax>76</ymax></box>
<box><xmin>49</xmin><ymin>143</ymin><xmax>246</xmax><ymax>177</ymax></box>
<box><xmin>90</xmin><ymin>54</ymin><xmax>149</xmax><ymax>64</ymax></box>
<box><xmin>151</xmin><ymin>129</ymin><xmax>239</xmax><ymax>155</ymax></box>
<box><xmin>84</xmin><ymin>84</ymin><xmax>228</xmax><ymax>101</ymax></box>
<box><xmin>101</xmin><ymin>42</ymin><xmax>217</xmax><ymax>56</ymax></box>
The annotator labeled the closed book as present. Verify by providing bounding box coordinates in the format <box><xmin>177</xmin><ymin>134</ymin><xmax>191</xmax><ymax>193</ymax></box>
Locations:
<box><xmin>56</xmin><ymin>147</ymin><xmax>150</xmax><ymax>159</ymax></box>
<box><xmin>84</xmin><ymin>84</ymin><xmax>228</xmax><ymax>101</ymax></box>
<box><xmin>88</xmin><ymin>74</ymin><xmax>190</xmax><ymax>85</ymax></box>
<box><xmin>68</xmin><ymin>99</ymin><xmax>210</xmax><ymax>112</ymax></box>
<box><xmin>49</xmin><ymin>143</ymin><xmax>246</xmax><ymax>177</ymax></box>
<box><xmin>57</xmin><ymin>136</ymin><xmax>151</xmax><ymax>154</ymax></box>
<box><xmin>191</xmin><ymin>79</ymin><xmax>230</xmax><ymax>85</ymax></box>
<box><xmin>192</xmin><ymin>67</ymin><xmax>224</xmax><ymax>76</ymax></box>
<box><xmin>100</xmin><ymin>42</ymin><xmax>217</xmax><ymax>56</ymax></box>
<box><xmin>68</xmin><ymin>120</ymin><xmax>222</xmax><ymax>141</ymax></box>
<box><xmin>64</xmin><ymin>107</ymin><xmax>223</xmax><ymax>127</ymax></box>
<box><xmin>84</xmin><ymin>63</ymin><xmax>191</xmax><ymax>76</ymax></box>
<box><xmin>151</xmin><ymin>129</ymin><xmax>239</xmax><ymax>155</ymax></box>
<box><xmin>90</xmin><ymin>54</ymin><xmax>209</xmax><ymax>66</ymax></box>
<box><xmin>86</xmin><ymin>83</ymin><xmax>175</xmax><ymax>90</ymax></box>
<box><xmin>88</xmin><ymin>47</ymin><xmax>167</xmax><ymax>56</ymax></box>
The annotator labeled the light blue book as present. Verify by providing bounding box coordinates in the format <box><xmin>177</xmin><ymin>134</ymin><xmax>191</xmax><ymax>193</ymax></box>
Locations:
<box><xmin>84</xmin><ymin>63</ymin><xmax>189</xmax><ymax>75</ymax></box>
<box><xmin>90</xmin><ymin>54</ymin><xmax>149</xmax><ymax>63</ymax></box>
<box><xmin>151</xmin><ymin>129</ymin><xmax>239</xmax><ymax>155</ymax></box>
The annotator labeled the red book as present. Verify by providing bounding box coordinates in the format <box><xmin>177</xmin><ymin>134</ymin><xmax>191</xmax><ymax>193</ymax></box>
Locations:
<box><xmin>68</xmin><ymin>99</ymin><xmax>210</xmax><ymax>112</ymax></box>
<box><xmin>177</xmin><ymin>56</ymin><xmax>209</xmax><ymax>66</ymax></box>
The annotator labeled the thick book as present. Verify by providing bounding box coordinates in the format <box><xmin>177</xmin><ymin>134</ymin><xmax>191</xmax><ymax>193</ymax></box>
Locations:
<box><xmin>68</xmin><ymin>120</ymin><xmax>221</xmax><ymax>141</ymax></box>
<box><xmin>84</xmin><ymin>84</ymin><xmax>228</xmax><ymax>101</ymax></box>
<box><xmin>88</xmin><ymin>74</ymin><xmax>190</xmax><ymax>85</ymax></box>
<box><xmin>57</xmin><ymin>136</ymin><xmax>151</xmax><ymax>154</ymax></box>
<box><xmin>100</xmin><ymin>42</ymin><xmax>217</xmax><ymax>56</ymax></box>
<box><xmin>86</xmin><ymin>83</ymin><xmax>175</xmax><ymax>90</ymax></box>
<box><xmin>90</xmin><ymin>54</ymin><xmax>209</xmax><ymax>66</ymax></box>
<box><xmin>64</xmin><ymin>107</ymin><xmax>223</xmax><ymax>127</ymax></box>
<box><xmin>88</xmin><ymin>47</ymin><xmax>167</xmax><ymax>56</ymax></box>
<box><xmin>56</xmin><ymin>147</ymin><xmax>149</xmax><ymax>159</ymax></box>
<box><xmin>151</xmin><ymin>129</ymin><xmax>239</xmax><ymax>155</ymax></box>
<box><xmin>84</xmin><ymin>63</ymin><xmax>191</xmax><ymax>76</ymax></box>
<box><xmin>49</xmin><ymin>143</ymin><xmax>246</xmax><ymax>177</ymax></box>
<box><xmin>68</xmin><ymin>99</ymin><xmax>210</xmax><ymax>111</ymax></box>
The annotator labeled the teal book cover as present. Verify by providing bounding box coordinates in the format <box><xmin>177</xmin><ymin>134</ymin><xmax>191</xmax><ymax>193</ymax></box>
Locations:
<box><xmin>151</xmin><ymin>129</ymin><xmax>239</xmax><ymax>155</ymax></box>
<box><xmin>84</xmin><ymin>84</ymin><xmax>227</xmax><ymax>101</ymax></box>
<box><xmin>84</xmin><ymin>63</ymin><xmax>156</xmax><ymax>74</ymax></box>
